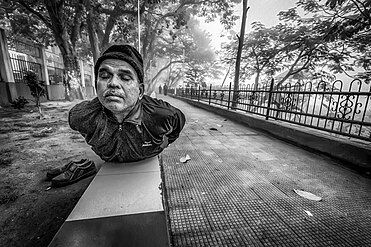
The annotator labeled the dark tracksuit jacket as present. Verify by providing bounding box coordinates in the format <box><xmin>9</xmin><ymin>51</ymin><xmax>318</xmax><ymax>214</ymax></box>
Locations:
<box><xmin>69</xmin><ymin>95</ymin><xmax>185</xmax><ymax>162</ymax></box>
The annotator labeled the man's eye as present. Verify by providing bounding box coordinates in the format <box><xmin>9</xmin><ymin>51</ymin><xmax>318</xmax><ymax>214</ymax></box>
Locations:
<box><xmin>99</xmin><ymin>71</ymin><xmax>110</xmax><ymax>79</ymax></box>
<box><xmin>120</xmin><ymin>74</ymin><xmax>132</xmax><ymax>81</ymax></box>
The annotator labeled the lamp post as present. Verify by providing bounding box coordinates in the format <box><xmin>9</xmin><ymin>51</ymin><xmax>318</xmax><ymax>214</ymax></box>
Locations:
<box><xmin>137</xmin><ymin>0</ymin><xmax>141</xmax><ymax>52</ymax></box>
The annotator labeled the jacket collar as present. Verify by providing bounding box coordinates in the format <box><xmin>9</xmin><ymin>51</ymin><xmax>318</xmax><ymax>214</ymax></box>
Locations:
<box><xmin>102</xmin><ymin>98</ymin><xmax>142</xmax><ymax>125</ymax></box>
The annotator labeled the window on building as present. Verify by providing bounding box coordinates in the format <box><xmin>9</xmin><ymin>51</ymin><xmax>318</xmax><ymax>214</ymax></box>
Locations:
<box><xmin>84</xmin><ymin>74</ymin><xmax>92</xmax><ymax>87</ymax></box>
<box><xmin>48</xmin><ymin>67</ymin><xmax>64</xmax><ymax>85</ymax></box>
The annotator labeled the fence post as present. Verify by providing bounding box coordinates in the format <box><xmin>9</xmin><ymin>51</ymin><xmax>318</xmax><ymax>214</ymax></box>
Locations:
<box><xmin>208</xmin><ymin>84</ymin><xmax>212</xmax><ymax>105</ymax></box>
<box><xmin>266</xmin><ymin>78</ymin><xmax>274</xmax><ymax>120</ymax></box>
<box><xmin>198</xmin><ymin>85</ymin><xmax>200</xmax><ymax>101</ymax></box>
<box><xmin>227</xmin><ymin>82</ymin><xmax>232</xmax><ymax>110</ymax></box>
<box><xmin>191</xmin><ymin>86</ymin><xmax>193</xmax><ymax>100</ymax></box>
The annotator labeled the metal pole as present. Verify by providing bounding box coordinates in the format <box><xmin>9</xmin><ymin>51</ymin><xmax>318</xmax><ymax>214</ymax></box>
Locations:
<box><xmin>137</xmin><ymin>0</ymin><xmax>141</xmax><ymax>51</ymax></box>
<box><xmin>190</xmin><ymin>86</ymin><xmax>193</xmax><ymax>100</ymax></box>
<box><xmin>228</xmin><ymin>82</ymin><xmax>232</xmax><ymax>110</ymax></box>
<box><xmin>198</xmin><ymin>85</ymin><xmax>201</xmax><ymax>101</ymax></box>
<box><xmin>266</xmin><ymin>78</ymin><xmax>274</xmax><ymax>120</ymax></box>
<box><xmin>209</xmin><ymin>84</ymin><xmax>212</xmax><ymax>105</ymax></box>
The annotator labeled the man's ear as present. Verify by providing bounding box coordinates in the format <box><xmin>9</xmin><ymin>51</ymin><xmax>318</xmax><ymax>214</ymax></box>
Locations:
<box><xmin>139</xmin><ymin>83</ymin><xmax>145</xmax><ymax>99</ymax></box>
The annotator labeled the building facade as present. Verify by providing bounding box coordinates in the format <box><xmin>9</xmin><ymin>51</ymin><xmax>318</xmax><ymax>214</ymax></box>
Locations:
<box><xmin>0</xmin><ymin>28</ymin><xmax>95</xmax><ymax>105</ymax></box>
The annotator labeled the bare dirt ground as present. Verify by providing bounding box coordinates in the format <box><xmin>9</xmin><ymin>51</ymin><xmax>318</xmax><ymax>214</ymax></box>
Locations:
<box><xmin>0</xmin><ymin>100</ymin><xmax>95</xmax><ymax>247</ymax></box>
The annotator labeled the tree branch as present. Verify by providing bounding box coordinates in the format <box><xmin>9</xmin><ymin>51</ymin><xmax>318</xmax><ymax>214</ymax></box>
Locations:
<box><xmin>17</xmin><ymin>0</ymin><xmax>52</xmax><ymax>28</ymax></box>
<box><xmin>151</xmin><ymin>59</ymin><xmax>183</xmax><ymax>83</ymax></box>
<box><xmin>70</xmin><ymin>0</ymin><xmax>84</xmax><ymax>48</ymax></box>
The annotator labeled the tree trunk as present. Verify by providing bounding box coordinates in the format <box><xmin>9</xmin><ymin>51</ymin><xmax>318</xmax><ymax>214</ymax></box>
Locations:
<box><xmin>221</xmin><ymin>64</ymin><xmax>231</xmax><ymax>88</ymax></box>
<box><xmin>254</xmin><ymin>70</ymin><xmax>260</xmax><ymax>90</ymax></box>
<box><xmin>44</xmin><ymin>0</ymin><xmax>82</xmax><ymax>101</ymax></box>
<box><xmin>232</xmin><ymin>1</ymin><xmax>249</xmax><ymax>108</ymax></box>
<box><xmin>85</xmin><ymin>0</ymin><xmax>100</xmax><ymax>62</ymax></box>
<box><xmin>146</xmin><ymin>60</ymin><xmax>183</xmax><ymax>95</ymax></box>
<box><xmin>60</xmin><ymin>48</ymin><xmax>81</xmax><ymax>101</ymax></box>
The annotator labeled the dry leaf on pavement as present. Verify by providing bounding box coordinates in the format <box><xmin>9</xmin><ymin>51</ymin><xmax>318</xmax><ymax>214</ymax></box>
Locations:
<box><xmin>294</xmin><ymin>189</ymin><xmax>322</xmax><ymax>201</ymax></box>
<box><xmin>304</xmin><ymin>210</ymin><xmax>313</xmax><ymax>217</ymax></box>
<box><xmin>180</xmin><ymin>154</ymin><xmax>191</xmax><ymax>163</ymax></box>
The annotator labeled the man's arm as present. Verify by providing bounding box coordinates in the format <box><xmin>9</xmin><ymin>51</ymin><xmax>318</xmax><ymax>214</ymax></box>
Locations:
<box><xmin>141</xmin><ymin>95</ymin><xmax>186</xmax><ymax>147</ymax></box>
<box><xmin>166</xmin><ymin>107</ymin><xmax>186</xmax><ymax>144</ymax></box>
<box><xmin>68</xmin><ymin>97</ymin><xmax>101</xmax><ymax>136</ymax></box>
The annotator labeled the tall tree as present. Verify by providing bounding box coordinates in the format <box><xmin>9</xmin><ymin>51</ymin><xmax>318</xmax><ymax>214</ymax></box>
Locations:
<box><xmin>1</xmin><ymin>0</ymin><xmax>86</xmax><ymax>100</ymax></box>
<box><xmin>232</xmin><ymin>0</ymin><xmax>249</xmax><ymax>107</ymax></box>
<box><xmin>223</xmin><ymin>22</ymin><xmax>285</xmax><ymax>90</ymax></box>
<box><xmin>296</xmin><ymin>0</ymin><xmax>371</xmax><ymax>80</ymax></box>
<box><xmin>1</xmin><ymin>0</ymin><xmax>241</xmax><ymax>97</ymax></box>
<box><xmin>148</xmin><ymin>17</ymin><xmax>218</xmax><ymax>92</ymax></box>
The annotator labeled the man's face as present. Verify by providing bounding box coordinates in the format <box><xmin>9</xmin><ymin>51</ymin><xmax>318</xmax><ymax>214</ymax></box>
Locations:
<box><xmin>97</xmin><ymin>59</ymin><xmax>144</xmax><ymax>114</ymax></box>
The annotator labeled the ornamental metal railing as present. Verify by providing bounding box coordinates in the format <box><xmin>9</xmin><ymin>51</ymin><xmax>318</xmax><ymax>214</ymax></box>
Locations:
<box><xmin>170</xmin><ymin>79</ymin><xmax>371</xmax><ymax>142</ymax></box>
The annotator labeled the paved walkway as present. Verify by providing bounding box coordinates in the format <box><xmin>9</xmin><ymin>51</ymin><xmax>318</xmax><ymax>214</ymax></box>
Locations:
<box><xmin>159</xmin><ymin>95</ymin><xmax>371</xmax><ymax>247</ymax></box>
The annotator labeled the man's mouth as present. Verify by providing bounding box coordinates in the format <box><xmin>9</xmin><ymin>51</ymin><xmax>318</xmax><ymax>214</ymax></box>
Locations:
<box><xmin>104</xmin><ymin>92</ymin><xmax>123</xmax><ymax>99</ymax></box>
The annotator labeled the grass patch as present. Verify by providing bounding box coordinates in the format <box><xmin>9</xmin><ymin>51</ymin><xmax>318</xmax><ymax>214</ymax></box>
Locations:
<box><xmin>32</xmin><ymin>132</ymin><xmax>49</xmax><ymax>138</ymax></box>
<box><xmin>0</xmin><ymin>191</ymin><xmax>19</xmax><ymax>205</ymax></box>
<box><xmin>0</xmin><ymin>157</ymin><xmax>12</xmax><ymax>167</ymax></box>
<box><xmin>14</xmin><ymin>122</ymin><xmax>32</xmax><ymax>128</ymax></box>
<box><xmin>16</xmin><ymin>136</ymin><xmax>30</xmax><ymax>141</ymax></box>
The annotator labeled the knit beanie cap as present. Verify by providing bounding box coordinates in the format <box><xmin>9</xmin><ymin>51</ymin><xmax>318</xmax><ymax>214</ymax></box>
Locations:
<box><xmin>94</xmin><ymin>44</ymin><xmax>143</xmax><ymax>87</ymax></box>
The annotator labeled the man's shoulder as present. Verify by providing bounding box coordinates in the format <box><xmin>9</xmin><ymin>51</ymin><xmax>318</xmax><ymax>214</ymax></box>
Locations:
<box><xmin>141</xmin><ymin>95</ymin><xmax>176</xmax><ymax>117</ymax></box>
<box><xmin>69</xmin><ymin>97</ymin><xmax>102</xmax><ymax>130</ymax></box>
<box><xmin>70</xmin><ymin>97</ymin><xmax>101</xmax><ymax>114</ymax></box>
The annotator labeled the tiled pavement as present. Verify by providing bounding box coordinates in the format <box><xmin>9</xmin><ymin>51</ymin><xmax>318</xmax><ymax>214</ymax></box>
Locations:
<box><xmin>159</xmin><ymin>95</ymin><xmax>371</xmax><ymax>247</ymax></box>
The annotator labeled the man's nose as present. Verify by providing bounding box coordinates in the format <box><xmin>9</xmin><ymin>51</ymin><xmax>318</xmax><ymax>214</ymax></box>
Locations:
<box><xmin>107</xmin><ymin>74</ymin><xmax>120</xmax><ymax>88</ymax></box>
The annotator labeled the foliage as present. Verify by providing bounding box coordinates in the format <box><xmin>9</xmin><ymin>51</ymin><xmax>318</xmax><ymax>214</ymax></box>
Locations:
<box><xmin>10</xmin><ymin>96</ymin><xmax>29</xmax><ymax>109</ymax></box>
<box><xmin>0</xmin><ymin>0</ymin><xmax>87</xmax><ymax>100</ymax></box>
<box><xmin>0</xmin><ymin>1</ymin><xmax>54</xmax><ymax>45</ymax></box>
<box><xmin>147</xmin><ymin>17</ymin><xmax>220</xmax><ymax>91</ymax></box>
<box><xmin>24</xmin><ymin>71</ymin><xmax>46</xmax><ymax>107</ymax></box>
<box><xmin>296</xmin><ymin>0</ymin><xmax>371</xmax><ymax>79</ymax></box>
<box><xmin>1</xmin><ymin>0</ymin><xmax>241</xmax><ymax>95</ymax></box>
<box><xmin>221</xmin><ymin>0</ymin><xmax>370</xmax><ymax>90</ymax></box>
<box><xmin>300</xmin><ymin>0</ymin><xmax>371</xmax><ymax>42</ymax></box>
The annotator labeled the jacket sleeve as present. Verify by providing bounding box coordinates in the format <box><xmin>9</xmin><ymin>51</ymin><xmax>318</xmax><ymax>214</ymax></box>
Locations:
<box><xmin>68</xmin><ymin>97</ymin><xmax>101</xmax><ymax>136</ymax></box>
<box><xmin>167</xmin><ymin>106</ymin><xmax>186</xmax><ymax>144</ymax></box>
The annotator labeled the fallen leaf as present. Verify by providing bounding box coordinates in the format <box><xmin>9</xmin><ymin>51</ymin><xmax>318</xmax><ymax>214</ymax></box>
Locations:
<box><xmin>304</xmin><ymin>210</ymin><xmax>313</xmax><ymax>217</ymax></box>
<box><xmin>294</xmin><ymin>189</ymin><xmax>322</xmax><ymax>201</ymax></box>
<box><xmin>180</xmin><ymin>154</ymin><xmax>191</xmax><ymax>163</ymax></box>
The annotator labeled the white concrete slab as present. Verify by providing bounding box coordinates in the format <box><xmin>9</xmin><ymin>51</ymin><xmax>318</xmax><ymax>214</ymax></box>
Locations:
<box><xmin>97</xmin><ymin>156</ymin><xmax>159</xmax><ymax>175</ymax></box>
<box><xmin>66</xmin><ymin>157</ymin><xmax>164</xmax><ymax>222</ymax></box>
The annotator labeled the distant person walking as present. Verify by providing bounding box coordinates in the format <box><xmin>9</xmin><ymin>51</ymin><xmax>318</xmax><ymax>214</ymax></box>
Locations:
<box><xmin>164</xmin><ymin>84</ymin><xmax>168</xmax><ymax>95</ymax></box>
<box><xmin>159</xmin><ymin>85</ymin><xmax>162</xmax><ymax>94</ymax></box>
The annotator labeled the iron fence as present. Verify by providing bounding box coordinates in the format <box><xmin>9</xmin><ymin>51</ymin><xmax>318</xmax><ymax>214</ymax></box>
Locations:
<box><xmin>10</xmin><ymin>57</ymin><xmax>43</xmax><ymax>83</ymax></box>
<box><xmin>171</xmin><ymin>79</ymin><xmax>371</xmax><ymax>142</ymax></box>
